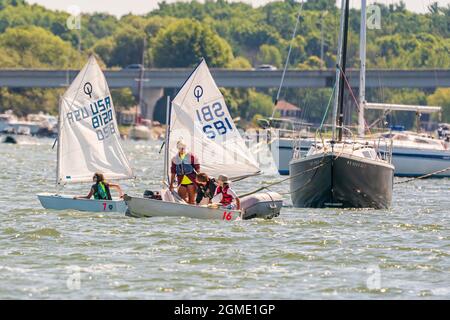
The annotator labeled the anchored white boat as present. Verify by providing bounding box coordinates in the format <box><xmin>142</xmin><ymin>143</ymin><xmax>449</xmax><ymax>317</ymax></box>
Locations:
<box><xmin>379</xmin><ymin>129</ymin><xmax>450</xmax><ymax>178</ymax></box>
<box><xmin>37</xmin><ymin>55</ymin><xmax>133</xmax><ymax>213</ymax></box>
<box><xmin>125</xmin><ymin>59</ymin><xmax>282</xmax><ymax>220</ymax></box>
<box><xmin>364</xmin><ymin>104</ymin><xmax>450</xmax><ymax>178</ymax></box>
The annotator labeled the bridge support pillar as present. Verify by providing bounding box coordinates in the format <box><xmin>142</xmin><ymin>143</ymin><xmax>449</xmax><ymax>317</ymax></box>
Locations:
<box><xmin>132</xmin><ymin>87</ymin><xmax>164</xmax><ymax>121</ymax></box>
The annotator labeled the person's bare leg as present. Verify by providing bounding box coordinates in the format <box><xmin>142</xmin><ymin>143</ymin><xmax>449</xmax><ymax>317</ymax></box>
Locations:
<box><xmin>178</xmin><ymin>185</ymin><xmax>187</xmax><ymax>201</ymax></box>
<box><xmin>187</xmin><ymin>185</ymin><xmax>196</xmax><ymax>204</ymax></box>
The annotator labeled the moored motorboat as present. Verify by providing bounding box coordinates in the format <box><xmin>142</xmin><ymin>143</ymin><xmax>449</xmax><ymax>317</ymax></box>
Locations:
<box><xmin>128</xmin><ymin>124</ymin><xmax>152</xmax><ymax>140</ymax></box>
<box><xmin>379</xmin><ymin>131</ymin><xmax>450</xmax><ymax>177</ymax></box>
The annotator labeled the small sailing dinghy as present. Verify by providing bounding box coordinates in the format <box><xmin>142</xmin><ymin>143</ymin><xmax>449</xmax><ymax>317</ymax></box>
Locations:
<box><xmin>37</xmin><ymin>55</ymin><xmax>133</xmax><ymax>213</ymax></box>
<box><xmin>124</xmin><ymin>59</ymin><xmax>282</xmax><ymax>220</ymax></box>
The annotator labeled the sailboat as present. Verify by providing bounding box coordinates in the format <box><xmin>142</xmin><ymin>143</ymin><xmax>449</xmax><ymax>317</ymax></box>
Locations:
<box><xmin>356</xmin><ymin>0</ymin><xmax>449</xmax><ymax>178</ymax></box>
<box><xmin>124</xmin><ymin>59</ymin><xmax>283</xmax><ymax>220</ymax></box>
<box><xmin>128</xmin><ymin>39</ymin><xmax>152</xmax><ymax>141</ymax></box>
<box><xmin>37</xmin><ymin>55</ymin><xmax>134</xmax><ymax>213</ymax></box>
<box><xmin>289</xmin><ymin>0</ymin><xmax>394</xmax><ymax>209</ymax></box>
<box><xmin>267</xmin><ymin>0</ymin><xmax>447</xmax><ymax>179</ymax></box>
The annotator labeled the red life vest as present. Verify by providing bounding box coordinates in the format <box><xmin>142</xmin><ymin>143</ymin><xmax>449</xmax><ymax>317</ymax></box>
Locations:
<box><xmin>216</xmin><ymin>185</ymin><xmax>233</xmax><ymax>206</ymax></box>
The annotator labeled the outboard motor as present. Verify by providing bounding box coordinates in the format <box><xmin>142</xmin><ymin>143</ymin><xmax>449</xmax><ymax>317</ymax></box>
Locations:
<box><xmin>3</xmin><ymin>136</ymin><xmax>17</xmax><ymax>144</ymax></box>
<box><xmin>240</xmin><ymin>192</ymin><xmax>283</xmax><ymax>220</ymax></box>
<box><xmin>143</xmin><ymin>190</ymin><xmax>162</xmax><ymax>200</ymax></box>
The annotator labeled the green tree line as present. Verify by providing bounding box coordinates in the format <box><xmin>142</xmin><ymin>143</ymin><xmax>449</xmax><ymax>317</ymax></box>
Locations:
<box><xmin>0</xmin><ymin>0</ymin><xmax>449</xmax><ymax>127</ymax></box>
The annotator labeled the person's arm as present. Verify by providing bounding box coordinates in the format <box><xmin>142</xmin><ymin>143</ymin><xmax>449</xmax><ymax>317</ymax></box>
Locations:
<box><xmin>195</xmin><ymin>188</ymin><xmax>204</xmax><ymax>205</ymax></box>
<box><xmin>229</xmin><ymin>188</ymin><xmax>240</xmax><ymax>210</ymax></box>
<box><xmin>74</xmin><ymin>188</ymin><xmax>94</xmax><ymax>199</ymax></box>
<box><xmin>169</xmin><ymin>173</ymin><xmax>176</xmax><ymax>191</ymax></box>
<box><xmin>108</xmin><ymin>183</ymin><xmax>124</xmax><ymax>198</ymax></box>
<box><xmin>193</xmin><ymin>154</ymin><xmax>200</xmax><ymax>173</ymax></box>
<box><xmin>208</xmin><ymin>182</ymin><xmax>217</xmax><ymax>204</ymax></box>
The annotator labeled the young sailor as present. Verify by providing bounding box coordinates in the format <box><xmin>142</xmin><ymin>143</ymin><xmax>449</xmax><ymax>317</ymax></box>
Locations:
<box><xmin>212</xmin><ymin>175</ymin><xmax>240</xmax><ymax>210</ymax></box>
<box><xmin>169</xmin><ymin>140</ymin><xmax>200</xmax><ymax>204</ymax></box>
<box><xmin>74</xmin><ymin>172</ymin><xmax>124</xmax><ymax>200</ymax></box>
<box><xmin>195</xmin><ymin>173</ymin><xmax>217</xmax><ymax>205</ymax></box>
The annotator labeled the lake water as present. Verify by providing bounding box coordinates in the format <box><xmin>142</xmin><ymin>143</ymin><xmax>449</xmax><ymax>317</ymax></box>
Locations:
<box><xmin>0</xmin><ymin>139</ymin><xmax>449</xmax><ymax>299</ymax></box>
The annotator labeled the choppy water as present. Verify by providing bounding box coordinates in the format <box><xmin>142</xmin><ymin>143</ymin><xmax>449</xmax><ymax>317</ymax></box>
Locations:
<box><xmin>0</xmin><ymin>139</ymin><xmax>449</xmax><ymax>299</ymax></box>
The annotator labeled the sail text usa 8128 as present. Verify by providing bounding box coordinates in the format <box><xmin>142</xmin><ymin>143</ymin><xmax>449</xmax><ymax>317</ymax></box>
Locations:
<box><xmin>37</xmin><ymin>55</ymin><xmax>133</xmax><ymax>213</ymax></box>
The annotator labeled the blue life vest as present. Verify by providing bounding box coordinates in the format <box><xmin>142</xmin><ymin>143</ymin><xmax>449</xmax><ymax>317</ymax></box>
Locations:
<box><xmin>173</xmin><ymin>153</ymin><xmax>196</xmax><ymax>176</ymax></box>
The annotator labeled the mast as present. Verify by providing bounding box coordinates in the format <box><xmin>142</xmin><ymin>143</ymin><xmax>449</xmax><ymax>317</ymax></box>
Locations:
<box><xmin>337</xmin><ymin>0</ymin><xmax>350</xmax><ymax>142</ymax></box>
<box><xmin>320</xmin><ymin>11</ymin><xmax>326</xmax><ymax>69</ymax></box>
<box><xmin>56</xmin><ymin>95</ymin><xmax>63</xmax><ymax>185</ymax></box>
<box><xmin>163</xmin><ymin>96</ymin><xmax>171</xmax><ymax>185</ymax></box>
<box><xmin>358</xmin><ymin>0</ymin><xmax>367</xmax><ymax>137</ymax></box>
<box><xmin>331</xmin><ymin>0</ymin><xmax>347</xmax><ymax>141</ymax></box>
<box><xmin>136</xmin><ymin>38</ymin><xmax>146</xmax><ymax>125</ymax></box>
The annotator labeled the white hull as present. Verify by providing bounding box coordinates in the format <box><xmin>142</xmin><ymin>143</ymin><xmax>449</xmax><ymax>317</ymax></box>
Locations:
<box><xmin>37</xmin><ymin>193</ymin><xmax>128</xmax><ymax>213</ymax></box>
<box><xmin>390</xmin><ymin>147</ymin><xmax>450</xmax><ymax>177</ymax></box>
<box><xmin>124</xmin><ymin>195</ymin><xmax>242</xmax><ymax>221</ymax></box>
<box><xmin>128</xmin><ymin>125</ymin><xmax>152</xmax><ymax>140</ymax></box>
<box><xmin>269</xmin><ymin>137</ymin><xmax>312</xmax><ymax>175</ymax></box>
<box><xmin>6</xmin><ymin>122</ymin><xmax>42</xmax><ymax>135</ymax></box>
<box><xmin>271</xmin><ymin>137</ymin><xmax>450</xmax><ymax>177</ymax></box>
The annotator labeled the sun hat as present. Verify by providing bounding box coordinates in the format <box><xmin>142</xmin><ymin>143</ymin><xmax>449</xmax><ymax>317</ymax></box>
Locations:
<box><xmin>217</xmin><ymin>174</ymin><xmax>231</xmax><ymax>184</ymax></box>
<box><xmin>176</xmin><ymin>140</ymin><xmax>186</xmax><ymax>150</ymax></box>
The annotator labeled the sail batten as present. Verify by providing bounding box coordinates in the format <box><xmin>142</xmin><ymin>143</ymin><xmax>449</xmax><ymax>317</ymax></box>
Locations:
<box><xmin>57</xmin><ymin>55</ymin><xmax>133</xmax><ymax>184</ymax></box>
<box><xmin>169</xmin><ymin>60</ymin><xmax>260</xmax><ymax>180</ymax></box>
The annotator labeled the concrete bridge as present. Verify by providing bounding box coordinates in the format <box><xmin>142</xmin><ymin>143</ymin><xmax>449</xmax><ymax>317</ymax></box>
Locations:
<box><xmin>1</xmin><ymin>68</ymin><xmax>449</xmax><ymax>89</ymax></box>
<box><xmin>1</xmin><ymin>68</ymin><xmax>449</xmax><ymax>119</ymax></box>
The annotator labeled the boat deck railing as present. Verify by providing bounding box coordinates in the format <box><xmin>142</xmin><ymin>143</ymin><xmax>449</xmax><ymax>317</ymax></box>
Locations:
<box><xmin>292</xmin><ymin>124</ymin><xmax>394</xmax><ymax>163</ymax></box>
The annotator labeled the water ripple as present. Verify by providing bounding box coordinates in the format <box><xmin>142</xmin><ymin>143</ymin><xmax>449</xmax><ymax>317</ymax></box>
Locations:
<box><xmin>0</xmin><ymin>141</ymin><xmax>449</xmax><ymax>299</ymax></box>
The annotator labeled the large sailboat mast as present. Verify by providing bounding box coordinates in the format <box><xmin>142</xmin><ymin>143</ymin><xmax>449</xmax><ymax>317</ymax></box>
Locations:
<box><xmin>337</xmin><ymin>0</ymin><xmax>350</xmax><ymax>142</ymax></box>
<box><xmin>163</xmin><ymin>96</ymin><xmax>171</xmax><ymax>185</ymax></box>
<box><xmin>331</xmin><ymin>0</ymin><xmax>347</xmax><ymax>141</ymax></box>
<box><xmin>358</xmin><ymin>0</ymin><xmax>367</xmax><ymax>137</ymax></box>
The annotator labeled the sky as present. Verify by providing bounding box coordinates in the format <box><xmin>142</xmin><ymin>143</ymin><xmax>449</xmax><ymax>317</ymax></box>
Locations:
<box><xmin>26</xmin><ymin>0</ymin><xmax>450</xmax><ymax>17</ymax></box>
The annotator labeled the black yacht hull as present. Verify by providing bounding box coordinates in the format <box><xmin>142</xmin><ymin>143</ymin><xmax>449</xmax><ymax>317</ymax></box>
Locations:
<box><xmin>289</xmin><ymin>153</ymin><xmax>394</xmax><ymax>209</ymax></box>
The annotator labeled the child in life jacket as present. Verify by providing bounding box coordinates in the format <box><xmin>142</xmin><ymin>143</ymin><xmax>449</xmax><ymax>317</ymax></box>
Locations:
<box><xmin>212</xmin><ymin>175</ymin><xmax>240</xmax><ymax>210</ymax></box>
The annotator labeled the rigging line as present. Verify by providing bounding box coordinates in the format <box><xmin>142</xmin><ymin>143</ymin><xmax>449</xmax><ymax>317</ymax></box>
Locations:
<box><xmin>338</xmin><ymin>65</ymin><xmax>372</xmax><ymax>135</ymax></box>
<box><xmin>238</xmin><ymin>155</ymin><xmax>329</xmax><ymax>198</ymax></box>
<box><xmin>169</xmin><ymin>58</ymin><xmax>205</xmax><ymax>136</ymax></box>
<box><xmin>271</xmin><ymin>0</ymin><xmax>305</xmax><ymax>119</ymax></box>
<box><xmin>59</xmin><ymin>57</ymin><xmax>94</xmax><ymax>134</ymax></box>
<box><xmin>53</xmin><ymin>58</ymin><xmax>93</xmax><ymax>158</ymax></box>
<box><xmin>319</xmin><ymin>83</ymin><xmax>337</xmax><ymax>129</ymax></box>
<box><xmin>278</xmin><ymin>156</ymin><xmax>331</xmax><ymax>196</ymax></box>
<box><xmin>394</xmin><ymin>166</ymin><xmax>450</xmax><ymax>184</ymax></box>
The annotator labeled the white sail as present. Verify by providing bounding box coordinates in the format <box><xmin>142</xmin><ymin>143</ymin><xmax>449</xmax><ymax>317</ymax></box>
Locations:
<box><xmin>169</xmin><ymin>59</ymin><xmax>260</xmax><ymax>180</ymax></box>
<box><xmin>57</xmin><ymin>55</ymin><xmax>133</xmax><ymax>184</ymax></box>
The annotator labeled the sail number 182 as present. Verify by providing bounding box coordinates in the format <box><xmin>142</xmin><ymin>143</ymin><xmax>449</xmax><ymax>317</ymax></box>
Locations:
<box><xmin>195</xmin><ymin>102</ymin><xmax>233</xmax><ymax>139</ymax></box>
